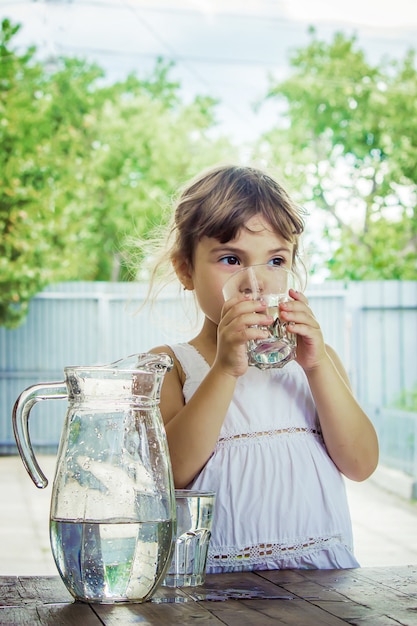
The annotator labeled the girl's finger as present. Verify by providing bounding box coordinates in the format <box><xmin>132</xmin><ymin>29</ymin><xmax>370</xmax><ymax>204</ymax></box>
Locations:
<box><xmin>280</xmin><ymin>305</ymin><xmax>320</xmax><ymax>330</ymax></box>
<box><xmin>288</xmin><ymin>288</ymin><xmax>308</xmax><ymax>304</ymax></box>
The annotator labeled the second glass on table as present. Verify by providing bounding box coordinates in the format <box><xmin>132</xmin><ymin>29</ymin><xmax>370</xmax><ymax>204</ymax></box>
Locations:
<box><xmin>162</xmin><ymin>490</ymin><xmax>216</xmax><ymax>587</ymax></box>
<box><xmin>222</xmin><ymin>264</ymin><xmax>299</xmax><ymax>370</ymax></box>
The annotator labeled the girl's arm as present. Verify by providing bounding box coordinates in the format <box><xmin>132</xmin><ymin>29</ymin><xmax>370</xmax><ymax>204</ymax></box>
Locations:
<box><xmin>151</xmin><ymin>298</ymin><xmax>273</xmax><ymax>487</ymax></box>
<box><xmin>306</xmin><ymin>344</ymin><xmax>379</xmax><ymax>481</ymax></box>
<box><xmin>281</xmin><ymin>291</ymin><xmax>379</xmax><ymax>482</ymax></box>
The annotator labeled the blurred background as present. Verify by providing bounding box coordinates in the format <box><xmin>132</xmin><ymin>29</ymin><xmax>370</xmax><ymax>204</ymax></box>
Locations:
<box><xmin>1</xmin><ymin>0</ymin><xmax>416</xmax><ymax>573</ymax></box>
<box><xmin>1</xmin><ymin>0</ymin><xmax>417</xmax><ymax>306</ymax></box>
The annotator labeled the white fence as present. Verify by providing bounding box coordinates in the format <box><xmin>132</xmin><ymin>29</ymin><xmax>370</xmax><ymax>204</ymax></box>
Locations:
<box><xmin>1</xmin><ymin>280</ymin><xmax>416</xmax><ymax>480</ymax></box>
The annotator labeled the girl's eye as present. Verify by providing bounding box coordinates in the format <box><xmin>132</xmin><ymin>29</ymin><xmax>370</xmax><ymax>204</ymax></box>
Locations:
<box><xmin>268</xmin><ymin>257</ymin><xmax>285</xmax><ymax>266</ymax></box>
<box><xmin>220</xmin><ymin>256</ymin><xmax>240</xmax><ymax>266</ymax></box>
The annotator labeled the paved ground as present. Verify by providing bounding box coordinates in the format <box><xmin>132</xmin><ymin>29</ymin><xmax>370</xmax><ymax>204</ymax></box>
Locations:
<box><xmin>1</xmin><ymin>455</ymin><xmax>417</xmax><ymax>575</ymax></box>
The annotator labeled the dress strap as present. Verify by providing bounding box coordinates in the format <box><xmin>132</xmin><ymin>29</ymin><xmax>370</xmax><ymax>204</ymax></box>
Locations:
<box><xmin>169</xmin><ymin>343</ymin><xmax>209</xmax><ymax>382</ymax></box>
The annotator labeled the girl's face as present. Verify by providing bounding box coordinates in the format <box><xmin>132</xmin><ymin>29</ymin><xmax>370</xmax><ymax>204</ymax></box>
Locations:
<box><xmin>178</xmin><ymin>215</ymin><xmax>295</xmax><ymax>327</ymax></box>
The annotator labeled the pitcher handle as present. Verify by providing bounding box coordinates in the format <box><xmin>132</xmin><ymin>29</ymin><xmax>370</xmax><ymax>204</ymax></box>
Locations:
<box><xmin>12</xmin><ymin>382</ymin><xmax>67</xmax><ymax>489</ymax></box>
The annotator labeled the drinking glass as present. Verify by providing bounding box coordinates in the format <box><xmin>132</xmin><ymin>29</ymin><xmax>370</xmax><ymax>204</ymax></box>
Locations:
<box><xmin>162</xmin><ymin>490</ymin><xmax>215</xmax><ymax>587</ymax></box>
<box><xmin>222</xmin><ymin>264</ymin><xmax>299</xmax><ymax>369</ymax></box>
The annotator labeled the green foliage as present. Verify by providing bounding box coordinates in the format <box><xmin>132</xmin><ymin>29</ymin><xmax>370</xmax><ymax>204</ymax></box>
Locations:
<box><xmin>257</xmin><ymin>29</ymin><xmax>417</xmax><ymax>280</ymax></box>
<box><xmin>0</xmin><ymin>19</ymin><xmax>238</xmax><ymax>328</ymax></box>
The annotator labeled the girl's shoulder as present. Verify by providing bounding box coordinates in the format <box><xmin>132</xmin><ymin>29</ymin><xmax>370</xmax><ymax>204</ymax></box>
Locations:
<box><xmin>160</xmin><ymin>343</ymin><xmax>210</xmax><ymax>389</ymax></box>
<box><xmin>149</xmin><ymin>344</ymin><xmax>186</xmax><ymax>386</ymax></box>
<box><xmin>149</xmin><ymin>345</ymin><xmax>189</xmax><ymax>424</ymax></box>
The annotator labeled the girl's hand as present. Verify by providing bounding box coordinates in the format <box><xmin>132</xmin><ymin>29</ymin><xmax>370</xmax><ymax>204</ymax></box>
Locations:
<box><xmin>215</xmin><ymin>296</ymin><xmax>273</xmax><ymax>378</ymax></box>
<box><xmin>279</xmin><ymin>289</ymin><xmax>327</xmax><ymax>372</ymax></box>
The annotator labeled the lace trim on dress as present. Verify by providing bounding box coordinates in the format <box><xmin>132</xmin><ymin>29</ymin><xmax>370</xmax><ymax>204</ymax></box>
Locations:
<box><xmin>208</xmin><ymin>534</ymin><xmax>344</xmax><ymax>567</ymax></box>
<box><xmin>216</xmin><ymin>427</ymin><xmax>322</xmax><ymax>448</ymax></box>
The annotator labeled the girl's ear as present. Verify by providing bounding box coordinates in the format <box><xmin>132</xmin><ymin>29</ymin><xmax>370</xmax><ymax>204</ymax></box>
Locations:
<box><xmin>172</xmin><ymin>257</ymin><xmax>194</xmax><ymax>291</ymax></box>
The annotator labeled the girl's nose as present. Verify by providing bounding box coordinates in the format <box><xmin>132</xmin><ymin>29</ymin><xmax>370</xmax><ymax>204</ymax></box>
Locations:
<box><xmin>238</xmin><ymin>267</ymin><xmax>262</xmax><ymax>297</ymax></box>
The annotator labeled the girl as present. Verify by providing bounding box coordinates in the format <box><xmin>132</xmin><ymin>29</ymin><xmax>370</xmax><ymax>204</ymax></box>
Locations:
<box><xmin>146</xmin><ymin>164</ymin><xmax>378</xmax><ymax>571</ymax></box>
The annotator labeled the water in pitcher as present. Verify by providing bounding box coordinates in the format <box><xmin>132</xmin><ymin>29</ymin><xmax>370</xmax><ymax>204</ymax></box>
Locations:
<box><xmin>50</xmin><ymin>518</ymin><xmax>174</xmax><ymax>603</ymax></box>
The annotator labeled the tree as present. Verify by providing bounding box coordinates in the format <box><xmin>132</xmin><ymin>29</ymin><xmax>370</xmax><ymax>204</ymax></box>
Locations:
<box><xmin>1</xmin><ymin>19</ymin><xmax>106</xmax><ymax>327</ymax></box>
<box><xmin>82</xmin><ymin>67</ymin><xmax>237</xmax><ymax>281</ymax></box>
<box><xmin>256</xmin><ymin>29</ymin><xmax>417</xmax><ymax>279</ymax></box>
<box><xmin>0</xmin><ymin>19</ymin><xmax>238</xmax><ymax>328</ymax></box>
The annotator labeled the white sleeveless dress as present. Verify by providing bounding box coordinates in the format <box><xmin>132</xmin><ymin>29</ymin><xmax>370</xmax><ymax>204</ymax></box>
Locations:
<box><xmin>169</xmin><ymin>343</ymin><xmax>359</xmax><ymax>572</ymax></box>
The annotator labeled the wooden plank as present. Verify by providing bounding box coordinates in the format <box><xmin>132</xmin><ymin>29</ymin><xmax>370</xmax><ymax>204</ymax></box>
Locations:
<box><xmin>176</xmin><ymin>571</ymin><xmax>346</xmax><ymax>625</ymax></box>
<box><xmin>257</xmin><ymin>568</ymin><xmax>351</xmax><ymax>599</ymax></box>
<box><xmin>183</xmin><ymin>571</ymin><xmax>295</xmax><ymax>598</ymax></box>
<box><xmin>0</xmin><ymin>603</ymin><xmax>100</xmax><ymax>626</ymax></box>
<box><xmin>0</xmin><ymin>607</ymin><xmax>43</xmax><ymax>626</ymax></box>
<box><xmin>17</xmin><ymin>576</ymin><xmax>74</xmax><ymax>606</ymax></box>
<box><xmin>93</xmin><ymin>573</ymin><xmax>293</xmax><ymax>626</ymax></box>
<box><xmin>260</xmin><ymin>568</ymin><xmax>417</xmax><ymax>626</ymax></box>
<box><xmin>0</xmin><ymin>576</ymin><xmax>20</xmax><ymax>606</ymax></box>
<box><xmin>39</xmin><ymin>603</ymin><xmax>102</xmax><ymax>626</ymax></box>
<box><xmin>94</xmin><ymin>601</ymin><xmax>224</xmax><ymax>625</ymax></box>
<box><xmin>1</xmin><ymin>569</ymin><xmax>417</xmax><ymax>625</ymax></box>
<box><xmin>0</xmin><ymin>576</ymin><xmax>102</xmax><ymax>625</ymax></box>
<box><xmin>299</xmin><ymin>600</ymin><xmax>416</xmax><ymax>626</ymax></box>
<box><xmin>95</xmin><ymin>589</ymin><xmax>348</xmax><ymax>626</ymax></box>
<box><xmin>202</xmin><ymin>598</ymin><xmax>348</xmax><ymax>626</ymax></box>
<box><xmin>354</xmin><ymin>564</ymin><xmax>417</xmax><ymax>593</ymax></box>
<box><xmin>311</xmin><ymin>594</ymin><xmax>417</xmax><ymax>626</ymax></box>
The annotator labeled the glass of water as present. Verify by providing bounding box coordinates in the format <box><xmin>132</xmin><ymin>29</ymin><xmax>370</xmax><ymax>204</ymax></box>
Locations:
<box><xmin>222</xmin><ymin>264</ymin><xmax>299</xmax><ymax>370</ymax></box>
<box><xmin>161</xmin><ymin>490</ymin><xmax>216</xmax><ymax>587</ymax></box>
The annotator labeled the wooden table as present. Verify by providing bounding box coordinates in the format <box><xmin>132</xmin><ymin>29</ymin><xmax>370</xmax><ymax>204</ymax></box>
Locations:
<box><xmin>1</xmin><ymin>566</ymin><xmax>416</xmax><ymax>625</ymax></box>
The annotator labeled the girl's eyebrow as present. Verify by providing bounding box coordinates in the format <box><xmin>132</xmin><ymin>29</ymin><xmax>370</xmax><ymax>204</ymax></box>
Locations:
<box><xmin>210</xmin><ymin>244</ymin><xmax>244</xmax><ymax>253</ymax></box>
<box><xmin>268</xmin><ymin>246</ymin><xmax>293</xmax><ymax>255</ymax></box>
<box><xmin>209</xmin><ymin>244</ymin><xmax>250</xmax><ymax>258</ymax></box>
<box><xmin>210</xmin><ymin>245</ymin><xmax>292</xmax><ymax>256</ymax></box>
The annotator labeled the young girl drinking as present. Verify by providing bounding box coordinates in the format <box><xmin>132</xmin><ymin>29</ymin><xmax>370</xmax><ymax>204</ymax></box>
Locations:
<box><xmin>145</xmin><ymin>164</ymin><xmax>378</xmax><ymax>571</ymax></box>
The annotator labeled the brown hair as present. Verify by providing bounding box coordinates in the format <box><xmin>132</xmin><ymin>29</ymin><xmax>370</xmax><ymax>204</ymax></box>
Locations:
<box><xmin>140</xmin><ymin>164</ymin><xmax>307</xmax><ymax>297</ymax></box>
<box><xmin>172</xmin><ymin>164</ymin><xmax>305</xmax><ymax>263</ymax></box>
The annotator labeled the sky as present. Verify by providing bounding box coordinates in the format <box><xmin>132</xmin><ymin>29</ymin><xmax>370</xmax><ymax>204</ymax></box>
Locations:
<box><xmin>2</xmin><ymin>0</ymin><xmax>417</xmax><ymax>142</ymax></box>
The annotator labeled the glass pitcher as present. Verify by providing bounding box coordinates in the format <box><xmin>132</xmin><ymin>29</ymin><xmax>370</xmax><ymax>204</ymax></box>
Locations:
<box><xmin>12</xmin><ymin>353</ymin><xmax>176</xmax><ymax>604</ymax></box>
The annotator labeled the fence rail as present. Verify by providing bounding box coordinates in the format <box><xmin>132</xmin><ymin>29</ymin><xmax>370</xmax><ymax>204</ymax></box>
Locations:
<box><xmin>1</xmin><ymin>280</ymin><xmax>416</xmax><ymax>481</ymax></box>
